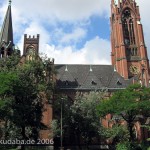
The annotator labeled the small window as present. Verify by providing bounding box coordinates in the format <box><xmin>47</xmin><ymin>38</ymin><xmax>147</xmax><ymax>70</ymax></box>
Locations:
<box><xmin>116</xmin><ymin>79</ymin><xmax>122</xmax><ymax>85</ymax></box>
<box><xmin>91</xmin><ymin>80</ymin><xmax>97</xmax><ymax>85</ymax></box>
<box><xmin>65</xmin><ymin>80</ymin><xmax>69</xmax><ymax>86</ymax></box>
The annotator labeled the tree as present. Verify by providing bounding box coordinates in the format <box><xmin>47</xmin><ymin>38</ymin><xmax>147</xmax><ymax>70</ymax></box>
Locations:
<box><xmin>52</xmin><ymin>91</ymin><xmax>105</xmax><ymax>149</ymax></box>
<box><xmin>11</xmin><ymin>63</ymin><xmax>44</xmax><ymax>141</ymax></box>
<box><xmin>100</xmin><ymin>125</ymin><xmax>129</xmax><ymax>145</ymax></box>
<box><xmin>0</xmin><ymin>55</ymin><xmax>54</xmax><ymax>150</ymax></box>
<box><xmin>70</xmin><ymin>92</ymin><xmax>104</xmax><ymax>147</ymax></box>
<box><xmin>97</xmin><ymin>84</ymin><xmax>150</xmax><ymax>143</ymax></box>
<box><xmin>0</xmin><ymin>55</ymin><xmax>20</xmax><ymax>140</ymax></box>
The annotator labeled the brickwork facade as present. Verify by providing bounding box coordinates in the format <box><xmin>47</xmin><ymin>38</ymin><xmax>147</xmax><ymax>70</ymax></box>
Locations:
<box><xmin>111</xmin><ymin>0</ymin><xmax>150</xmax><ymax>86</ymax></box>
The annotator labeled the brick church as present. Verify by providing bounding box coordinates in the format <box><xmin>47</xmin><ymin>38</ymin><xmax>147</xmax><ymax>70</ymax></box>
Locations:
<box><xmin>0</xmin><ymin>0</ymin><xmax>149</xmax><ymax>142</ymax></box>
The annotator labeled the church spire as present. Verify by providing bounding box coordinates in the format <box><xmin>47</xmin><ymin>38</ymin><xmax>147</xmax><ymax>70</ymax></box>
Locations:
<box><xmin>0</xmin><ymin>0</ymin><xmax>13</xmax><ymax>57</ymax></box>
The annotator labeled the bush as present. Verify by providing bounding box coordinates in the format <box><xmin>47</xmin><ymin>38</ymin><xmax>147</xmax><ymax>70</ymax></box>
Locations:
<box><xmin>116</xmin><ymin>142</ymin><xmax>131</xmax><ymax>150</ymax></box>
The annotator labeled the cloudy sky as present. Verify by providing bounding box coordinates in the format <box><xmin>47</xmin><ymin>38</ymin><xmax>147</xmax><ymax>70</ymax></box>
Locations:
<box><xmin>0</xmin><ymin>0</ymin><xmax>150</xmax><ymax>64</ymax></box>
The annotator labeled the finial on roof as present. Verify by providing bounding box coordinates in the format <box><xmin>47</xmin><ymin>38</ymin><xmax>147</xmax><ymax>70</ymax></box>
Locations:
<box><xmin>114</xmin><ymin>65</ymin><xmax>116</xmax><ymax>72</ymax></box>
<box><xmin>90</xmin><ymin>65</ymin><xmax>93</xmax><ymax>72</ymax></box>
<box><xmin>9</xmin><ymin>0</ymin><xmax>12</xmax><ymax>6</ymax></box>
<box><xmin>65</xmin><ymin>65</ymin><xmax>68</xmax><ymax>72</ymax></box>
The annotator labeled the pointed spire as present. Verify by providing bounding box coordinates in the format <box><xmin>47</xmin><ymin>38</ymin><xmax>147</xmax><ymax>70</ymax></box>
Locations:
<box><xmin>0</xmin><ymin>0</ymin><xmax>13</xmax><ymax>53</ymax></box>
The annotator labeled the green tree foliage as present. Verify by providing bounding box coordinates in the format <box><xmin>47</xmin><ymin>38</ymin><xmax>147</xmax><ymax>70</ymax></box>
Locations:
<box><xmin>70</xmin><ymin>92</ymin><xmax>104</xmax><ymax>145</ymax></box>
<box><xmin>100</xmin><ymin>125</ymin><xmax>129</xmax><ymax>144</ymax></box>
<box><xmin>97</xmin><ymin>84</ymin><xmax>150</xmax><ymax>142</ymax></box>
<box><xmin>142</xmin><ymin>125</ymin><xmax>150</xmax><ymax>136</ymax></box>
<box><xmin>116</xmin><ymin>142</ymin><xmax>131</xmax><ymax>150</ymax></box>
<box><xmin>52</xmin><ymin>91</ymin><xmax>105</xmax><ymax>148</ymax></box>
<box><xmin>0</xmin><ymin>54</ymin><xmax>54</xmax><ymax>149</ymax></box>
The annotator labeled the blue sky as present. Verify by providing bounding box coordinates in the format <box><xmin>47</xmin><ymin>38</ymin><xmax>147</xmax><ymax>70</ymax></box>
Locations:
<box><xmin>0</xmin><ymin>0</ymin><xmax>150</xmax><ymax>64</ymax></box>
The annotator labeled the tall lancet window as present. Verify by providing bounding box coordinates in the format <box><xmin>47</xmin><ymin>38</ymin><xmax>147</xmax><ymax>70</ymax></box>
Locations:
<box><xmin>129</xmin><ymin>19</ymin><xmax>136</xmax><ymax>45</ymax></box>
<box><xmin>122</xmin><ymin>9</ymin><xmax>136</xmax><ymax>45</ymax></box>
<box><xmin>122</xmin><ymin>8</ymin><xmax>137</xmax><ymax>58</ymax></box>
<box><xmin>122</xmin><ymin>17</ymin><xmax>130</xmax><ymax>45</ymax></box>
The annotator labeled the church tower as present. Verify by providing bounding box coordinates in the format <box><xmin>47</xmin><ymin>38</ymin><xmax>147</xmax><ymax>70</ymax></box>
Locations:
<box><xmin>23</xmin><ymin>34</ymin><xmax>39</xmax><ymax>60</ymax></box>
<box><xmin>110</xmin><ymin>0</ymin><xmax>150</xmax><ymax>86</ymax></box>
<box><xmin>23</xmin><ymin>34</ymin><xmax>39</xmax><ymax>56</ymax></box>
<box><xmin>0</xmin><ymin>0</ymin><xmax>14</xmax><ymax>58</ymax></box>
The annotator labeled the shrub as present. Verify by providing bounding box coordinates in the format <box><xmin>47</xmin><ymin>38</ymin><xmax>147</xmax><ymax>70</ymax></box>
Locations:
<box><xmin>116</xmin><ymin>142</ymin><xmax>131</xmax><ymax>150</ymax></box>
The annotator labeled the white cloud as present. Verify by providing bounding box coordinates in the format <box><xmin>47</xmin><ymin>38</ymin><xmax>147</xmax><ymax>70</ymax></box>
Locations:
<box><xmin>10</xmin><ymin>0</ymin><xmax>111</xmax><ymax>64</ymax></box>
<box><xmin>17</xmin><ymin>22</ymin><xmax>51</xmax><ymax>54</ymax></box>
<box><xmin>83</xmin><ymin>36</ymin><xmax>110</xmax><ymax>64</ymax></box>
<box><xmin>13</xmin><ymin>0</ymin><xmax>110</xmax><ymax>22</ymax></box>
<box><xmin>0</xmin><ymin>3</ymin><xmax>8</xmax><ymax>26</ymax></box>
<box><xmin>59</xmin><ymin>27</ymin><xmax>87</xmax><ymax>44</ymax></box>
<box><xmin>136</xmin><ymin>0</ymin><xmax>150</xmax><ymax>57</ymax></box>
<box><xmin>1</xmin><ymin>0</ymin><xmax>150</xmax><ymax>65</ymax></box>
<box><xmin>42</xmin><ymin>36</ymin><xmax>111</xmax><ymax>64</ymax></box>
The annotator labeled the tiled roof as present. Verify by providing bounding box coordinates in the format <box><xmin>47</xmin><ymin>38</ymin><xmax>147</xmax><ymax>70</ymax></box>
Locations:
<box><xmin>55</xmin><ymin>64</ymin><xmax>132</xmax><ymax>90</ymax></box>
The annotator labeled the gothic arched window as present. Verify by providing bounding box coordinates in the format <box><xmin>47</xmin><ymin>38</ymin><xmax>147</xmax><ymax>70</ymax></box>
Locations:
<box><xmin>129</xmin><ymin>19</ymin><xmax>136</xmax><ymax>45</ymax></box>
<box><xmin>122</xmin><ymin>8</ymin><xmax>137</xmax><ymax>58</ymax></box>
<box><xmin>122</xmin><ymin>9</ymin><xmax>136</xmax><ymax>46</ymax></box>
<box><xmin>26</xmin><ymin>46</ymin><xmax>36</xmax><ymax>61</ymax></box>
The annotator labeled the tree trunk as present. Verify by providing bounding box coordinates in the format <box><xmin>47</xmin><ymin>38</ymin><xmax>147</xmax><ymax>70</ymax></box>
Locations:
<box><xmin>85</xmin><ymin>137</ymin><xmax>90</xmax><ymax>150</ymax></box>
<box><xmin>21</xmin><ymin>126</ymin><xmax>26</xmax><ymax>150</ymax></box>
<box><xmin>122</xmin><ymin>113</ymin><xmax>135</xmax><ymax>142</ymax></box>
<box><xmin>75</xmin><ymin>132</ymin><xmax>81</xmax><ymax>150</ymax></box>
<box><xmin>128</xmin><ymin>122</ymin><xmax>134</xmax><ymax>142</ymax></box>
<box><xmin>4</xmin><ymin>119</ymin><xmax>8</xmax><ymax>139</ymax></box>
<box><xmin>21</xmin><ymin>144</ymin><xmax>25</xmax><ymax>150</ymax></box>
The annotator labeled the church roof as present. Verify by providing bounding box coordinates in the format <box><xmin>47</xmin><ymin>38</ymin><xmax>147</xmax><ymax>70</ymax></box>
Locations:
<box><xmin>0</xmin><ymin>2</ymin><xmax>13</xmax><ymax>49</ymax></box>
<box><xmin>55</xmin><ymin>64</ymin><xmax>132</xmax><ymax>90</ymax></box>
